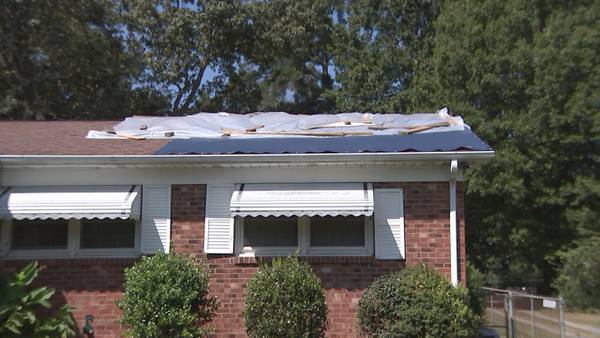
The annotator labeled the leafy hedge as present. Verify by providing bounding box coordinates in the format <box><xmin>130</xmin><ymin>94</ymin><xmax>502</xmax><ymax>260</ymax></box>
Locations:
<box><xmin>357</xmin><ymin>265</ymin><xmax>479</xmax><ymax>338</ymax></box>
<box><xmin>119</xmin><ymin>253</ymin><xmax>217</xmax><ymax>338</ymax></box>
<box><xmin>244</xmin><ymin>256</ymin><xmax>327</xmax><ymax>338</ymax></box>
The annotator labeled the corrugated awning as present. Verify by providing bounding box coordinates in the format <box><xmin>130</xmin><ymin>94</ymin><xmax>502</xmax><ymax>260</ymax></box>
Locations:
<box><xmin>0</xmin><ymin>185</ymin><xmax>141</xmax><ymax>220</ymax></box>
<box><xmin>230</xmin><ymin>183</ymin><xmax>374</xmax><ymax>217</ymax></box>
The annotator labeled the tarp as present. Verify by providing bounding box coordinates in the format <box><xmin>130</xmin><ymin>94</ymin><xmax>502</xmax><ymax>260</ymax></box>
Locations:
<box><xmin>154</xmin><ymin>130</ymin><xmax>491</xmax><ymax>155</ymax></box>
<box><xmin>87</xmin><ymin>108</ymin><xmax>469</xmax><ymax>139</ymax></box>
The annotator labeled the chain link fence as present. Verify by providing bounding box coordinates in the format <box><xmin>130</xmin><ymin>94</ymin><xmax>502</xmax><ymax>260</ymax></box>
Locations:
<box><xmin>483</xmin><ymin>287</ymin><xmax>573</xmax><ymax>338</ymax></box>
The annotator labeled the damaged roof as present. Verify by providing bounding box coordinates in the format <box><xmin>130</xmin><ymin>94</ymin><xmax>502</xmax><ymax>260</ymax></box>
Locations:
<box><xmin>0</xmin><ymin>109</ymin><xmax>492</xmax><ymax>157</ymax></box>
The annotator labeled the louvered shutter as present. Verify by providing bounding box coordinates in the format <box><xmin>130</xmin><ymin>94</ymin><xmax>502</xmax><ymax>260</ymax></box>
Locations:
<box><xmin>141</xmin><ymin>185</ymin><xmax>171</xmax><ymax>254</ymax></box>
<box><xmin>204</xmin><ymin>184</ymin><xmax>234</xmax><ymax>254</ymax></box>
<box><xmin>374</xmin><ymin>189</ymin><xmax>405</xmax><ymax>260</ymax></box>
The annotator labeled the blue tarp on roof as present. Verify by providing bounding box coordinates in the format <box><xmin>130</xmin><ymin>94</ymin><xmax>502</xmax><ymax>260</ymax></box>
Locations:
<box><xmin>154</xmin><ymin>130</ymin><xmax>492</xmax><ymax>155</ymax></box>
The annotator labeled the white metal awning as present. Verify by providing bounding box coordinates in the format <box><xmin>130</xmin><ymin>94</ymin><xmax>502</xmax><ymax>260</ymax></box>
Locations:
<box><xmin>230</xmin><ymin>183</ymin><xmax>374</xmax><ymax>217</ymax></box>
<box><xmin>0</xmin><ymin>185</ymin><xmax>141</xmax><ymax>220</ymax></box>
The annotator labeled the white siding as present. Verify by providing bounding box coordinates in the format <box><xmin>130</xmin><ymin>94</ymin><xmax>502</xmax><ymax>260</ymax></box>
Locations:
<box><xmin>374</xmin><ymin>189</ymin><xmax>405</xmax><ymax>260</ymax></box>
<box><xmin>141</xmin><ymin>185</ymin><xmax>171</xmax><ymax>254</ymax></box>
<box><xmin>205</xmin><ymin>185</ymin><xmax>234</xmax><ymax>254</ymax></box>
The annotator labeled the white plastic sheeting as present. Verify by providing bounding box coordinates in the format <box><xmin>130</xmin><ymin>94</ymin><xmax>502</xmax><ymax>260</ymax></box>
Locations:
<box><xmin>0</xmin><ymin>186</ymin><xmax>141</xmax><ymax>220</ymax></box>
<box><xmin>230</xmin><ymin>183</ymin><xmax>374</xmax><ymax>217</ymax></box>
<box><xmin>87</xmin><ymin>108</ymin><xmax>469</xmax><ymax>139</ymax></box>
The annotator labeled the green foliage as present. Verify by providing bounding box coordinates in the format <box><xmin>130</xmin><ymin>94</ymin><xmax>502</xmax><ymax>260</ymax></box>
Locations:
<box><xmin>0</xmin><ymin>0</ymin><xmax>163</xmax><ymax>119</ymax></box>
<box><xmin>467</xmin><ymin>262</ymin><xmax>485</xmax><ymax>316</ymax></box>
<box><xmin>408</xmin><ymin>0</ymin><xmax>600</xmax><ymax>292</ymax></box>
<box><xmin>121</xmin><ymin>0</ymin><xmax>249</xmax><ymax>114</ymax></box>
<box><xmin>118</xmin><ymin>252</ymin><xmax>217</xmax><ymax>338</ymax></box>
<box><xmin>244</xmin><ymin>256</ymin><xmax>327</xmax><ymax>338</ymax></box>
<box><xmin>554</xmin><ymin>237</ymin><xmax>600</xmax><ymax>310</ymax></box>
<box><xmin>328</xmin><ymin>0</ymin><xmax>440</xmax><ymax>112</ymax></box>
<box><xmin>357</xmin><ymin>265</ymin><xmax>479</xmax><ymax>338</ymax></box>
<box><xmin>0</xmin><ymin>261</ymin><xmax>75</xmax><ymax>338</ymax></box>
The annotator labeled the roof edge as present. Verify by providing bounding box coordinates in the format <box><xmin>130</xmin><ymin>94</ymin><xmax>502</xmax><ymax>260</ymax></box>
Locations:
<box><xmin>0</xmin><ymin>151</ymin><xmax>495</xmax><ymax>168</ymax></box>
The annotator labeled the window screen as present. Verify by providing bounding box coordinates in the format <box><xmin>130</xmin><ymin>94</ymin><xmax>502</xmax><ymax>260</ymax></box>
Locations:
<box><xmin>80</xmin><ymin>219</ymin><xmax>135</xmax><ymax>249</ymax></box>
<box><xmin>12</xmin><ymin>219</ymin><xmax>69</xmax><ymax>250</ymax></box>
<box><xmin>310</xmin><ymin>216</ymin><xmax>366</xmax><ymax>247</ymax></box>
<box><xmin>243</xmin><ymin>216</ymin><xmax>298</xmax><ymax>247</ymax></box>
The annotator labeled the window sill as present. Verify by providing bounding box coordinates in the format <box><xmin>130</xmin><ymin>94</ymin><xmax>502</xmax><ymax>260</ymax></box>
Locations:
<box><xmin>231</xmin><ymin>255</ymin><xmax>385</xmax><ymax>266</ymax></box>
<box><xmin>1</xmin><ymin>249</ymin><xmax>141</xmax><ymax>260</ymax></box>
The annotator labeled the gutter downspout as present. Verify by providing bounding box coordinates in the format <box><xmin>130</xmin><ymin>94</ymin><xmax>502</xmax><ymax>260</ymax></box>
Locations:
<box><xmin>449</xmin><ymin>160</ymin><xmax>459</xmax><ymax>286</ymax></box>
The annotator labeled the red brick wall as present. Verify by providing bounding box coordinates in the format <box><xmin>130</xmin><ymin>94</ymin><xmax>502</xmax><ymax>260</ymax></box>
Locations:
<box><xmin>0</xmin><ymin>181</ymin><xmax>466</xmax><ymax>338</ymax></box>
<box><xmin>0</xmin><ymin>258</ymin><xmax>137</xmax><ymax>338</ymax></box>
<box><xmin>170</xmin><ymin>182</ymin><xmax>466</xmax><ymax>337</ymax></box>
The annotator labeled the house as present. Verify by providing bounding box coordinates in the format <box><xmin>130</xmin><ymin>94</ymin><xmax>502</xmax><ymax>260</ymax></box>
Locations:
<box><xmin>0</xmin><ymin>110</ymin><xmax>493</xmax><ymax>337</ymax></box>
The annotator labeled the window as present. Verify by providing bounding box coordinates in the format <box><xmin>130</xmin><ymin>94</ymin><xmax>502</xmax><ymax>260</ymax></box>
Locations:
<box><xmin>12</xmin><ymin>219</ymin><xmax>69</xmax><ymax>250</ymax></box>
<box><xmin>310</xmin><ymin>216</ymin><xmax>365</xmax><ymax>247</ymax></box>
<box><xmin>80</xmin><ymin>219</ymin><xmax>136</xmax><ymax>249</ymax></box>
<box><xmin>0</xmin><ymin>218</ymin><xmax>140</xmax><ymax>258</ymax></box>
<box><xmin>243</xmin><ymin>216</ymin><xmax>297</xmax><ymax>247</ymax></box>
<box><xmin>236</xmin><ymin>215</ymin><xmax>373</xmax><ymax>257</ymax></box>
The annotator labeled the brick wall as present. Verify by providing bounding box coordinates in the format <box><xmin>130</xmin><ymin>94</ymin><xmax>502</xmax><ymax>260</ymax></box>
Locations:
<box><xmin>170</xmin><ymin>182</ymin><xmax>466</xmax><ymax>337</ymax></box>
<box><xmin>0</xmin><ymin>181</ymin><xmax>466</xmax><ymax>338</ymax></box>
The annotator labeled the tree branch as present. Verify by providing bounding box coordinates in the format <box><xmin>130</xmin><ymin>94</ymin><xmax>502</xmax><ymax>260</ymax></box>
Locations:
<box><xmin>180</xmin><ymin>63</ymin><xmax>207</xmax><ymax>113</ymax></box>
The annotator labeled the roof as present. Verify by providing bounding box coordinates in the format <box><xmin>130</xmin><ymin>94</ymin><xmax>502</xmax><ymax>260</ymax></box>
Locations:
<box><xmin>0</xmin><ymin>121</ymin><xmax>168</xmax><ymax>155</ymax></box>
<box><xmin>156</xmin><ymin>131</ymin><xmax>491</xmax><ymax>155</ymax></box>
<box><xmin>0</xmin><ymin>110</ymin><xmax>492</xmax><ymax>158</ymax></box>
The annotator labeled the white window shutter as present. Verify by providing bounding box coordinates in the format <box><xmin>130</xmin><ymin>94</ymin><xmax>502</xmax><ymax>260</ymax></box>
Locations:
<box><xmin>374</xmin><ymin>189</ymin><xmax>405</xmax><ymax>260</ymax></box>
<box><xmin>141</xmin><ymin>185</ymin><xmax>171</xmax><ymax>254</ymax></box>
<box><xmin>204</xmin><ymin>185</ymin><xmax>234</xmax><ymax>254</ymax></box>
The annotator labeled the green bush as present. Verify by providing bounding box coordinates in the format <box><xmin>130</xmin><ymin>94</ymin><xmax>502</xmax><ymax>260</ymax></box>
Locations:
<box><xmin>119</xmin><ymin>252</ymin><xmax>217</xmax><ymax>338</ymax></box>
<box><xmin>357</xmin><ymin>265</ymin><xmax>479</xmax><ymax>338</ymax></box>
<box><xmin>467</xmin><ymin>261</ymin><xmax>486</xmax><ymax>317</ymax></box>
<box><xmin>0</xmin><ymin>261</ymin><xmax>75</xmax><ymax>338</ymax></box>
<box><xmin>244</xmin><ymin>255</ymin><xmax>327</xmax><ymax>338</ymax></box>
<box><xmin>553</xmin><ymin>237</ymin><xmax>600</xmax><ymax>310</ymax></box>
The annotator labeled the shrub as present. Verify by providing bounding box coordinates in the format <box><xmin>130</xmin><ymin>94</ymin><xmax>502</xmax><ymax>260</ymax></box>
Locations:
<box><xmin>119</xmin><ymin>252</ymin><xmax>217</xmax><ymax>338</ymax></box>
<box><xmin>357</xmin><ymin>265</ymin><xmax>479</xmax><ymax>338</ymax></box>
<box><xmin>0</xmin><ymin>261</ymin><xmax>75</xmax><ymax>338</ymax></box>
<box><xmin>467</xmin><ymin>261</ymin><xmax>486</xmax><ymax>316</ymax></box>
<box><xmin>244</xmin><ymin>255</ymin><xmax>327</xmax><ymax>338</ymax></box>
<box><xmin>553</xmin><ymin>237</ymin><xmax>600</xmax><ymax>310</ymax></box>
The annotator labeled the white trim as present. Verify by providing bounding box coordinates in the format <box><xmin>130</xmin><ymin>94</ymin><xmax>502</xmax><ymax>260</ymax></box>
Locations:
<box><xmin>0</xmin><ymin>151</ymin><xmax>495</xmax><ymax>168</ymax></box>
<box><xmin>1</xmin><ymin>164</ymin><xmax>463</xmax><ymax>187</ymax></box>
<box><xmin>449</xmin><ymin>160</ymin><xmax>459</xmax><ymax>286</ymax></box>
<box><xmin>0</xmin><ymin>218</ymin><xmax>141</xmax><ymax>260</ymax></box>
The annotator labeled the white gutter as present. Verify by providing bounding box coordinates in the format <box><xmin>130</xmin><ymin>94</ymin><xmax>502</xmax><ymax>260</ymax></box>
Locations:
<box><xmin>0</xmin><ymin>151</ymin><xmax>494</xmax><ymax>167</ymax></box>
<box><xmin>449</xmin><ymin>160</ymin><xmax>459</xmax><ymax>286</ymax></box>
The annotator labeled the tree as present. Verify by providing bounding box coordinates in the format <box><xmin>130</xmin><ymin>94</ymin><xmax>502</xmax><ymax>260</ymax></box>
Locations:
<box><xmin>327</xmin><ymin>0</ymin><xmax>440</xmax><ymax>112</ymax></box>
<box><xmin>121</xmin><ymin>0</ymin><xmax>250</xmax><ymax>114</ymax></box>
<box><xmin>408</xmin><ymin>0</ymin><xmax>600</xmax><ymax>292</ymax></box>
<box><xmin>0</xmin><ymin>0</ymin><xmax>159</xmax><ymax>119</ymax></box>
